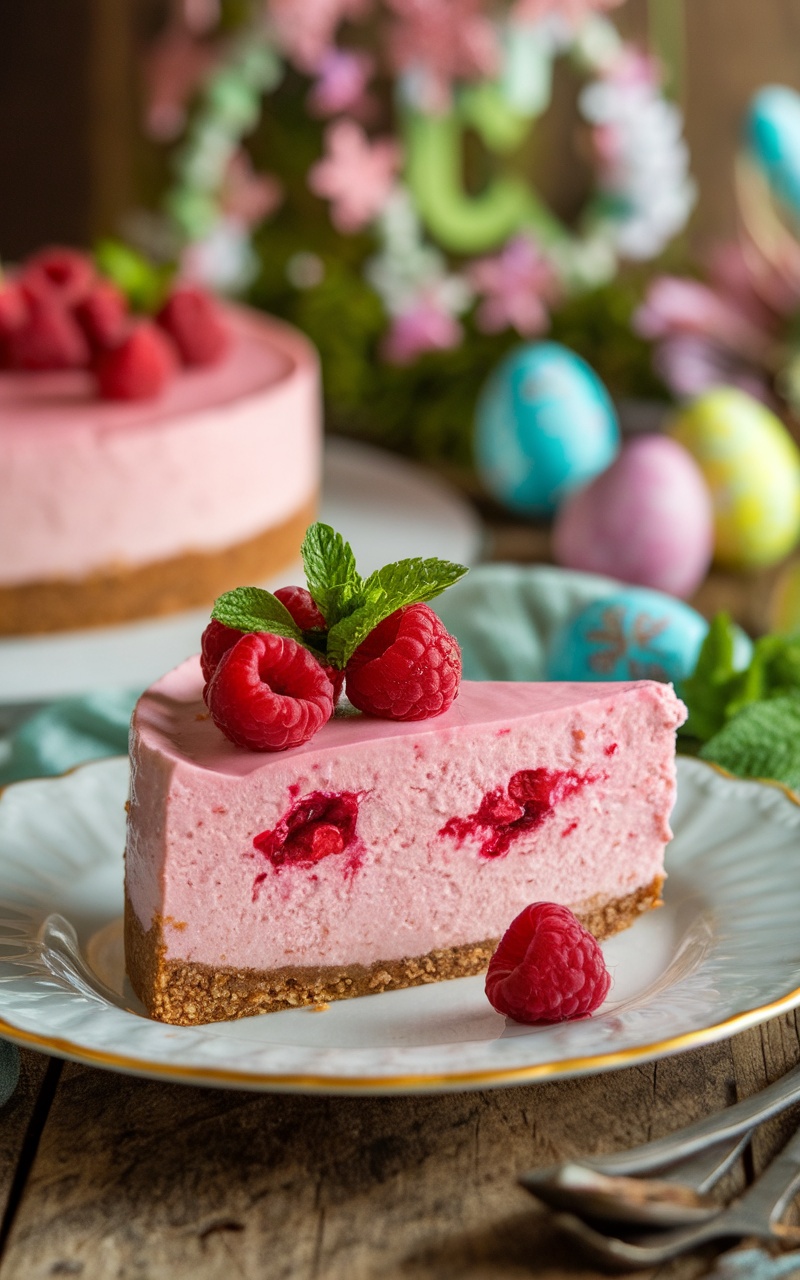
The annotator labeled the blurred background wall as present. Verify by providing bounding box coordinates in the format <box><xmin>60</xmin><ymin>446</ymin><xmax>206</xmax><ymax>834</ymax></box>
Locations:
<box><xmin>4</xmin><ymin>0</ymin><xmax>800</xmax><ymax>257</ymax></box>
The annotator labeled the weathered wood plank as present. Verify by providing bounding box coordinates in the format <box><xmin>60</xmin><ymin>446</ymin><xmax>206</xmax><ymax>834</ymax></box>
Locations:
<box><xmin>0</xmin><ymin>1032</ymin><xmax>748</xmax><ymax>1280</ymax></box>
<box><xmin>0</xmin><ymin>1051</ymin><xmax>56</xmax><ymax>1237</ymax></box>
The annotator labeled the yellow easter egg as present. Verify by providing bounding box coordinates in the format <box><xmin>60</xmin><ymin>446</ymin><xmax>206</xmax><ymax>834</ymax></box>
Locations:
<box><xmin>770</xmin><ymin>558</ymin><xmax>800</xmax><ymax>632</ymax></box>
<box><xmin>670</xmin><ymin>388</ymin><xmax>800</xmax><ymax>569</ymax></box>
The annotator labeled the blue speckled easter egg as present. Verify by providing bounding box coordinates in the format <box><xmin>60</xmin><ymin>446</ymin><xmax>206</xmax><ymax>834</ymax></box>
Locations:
<box><xmin>546</xmin><ymin>589</ymin><xmax>711</xmax><ymax>685</ymax></box>
<box><xmin>474</xmin><ymin>343</ymin><xmax>620</xmax><ymax>517</ymax></box>
<box><xmin>747</xmin><ymin>86</ymin><xmax>800</xmax><ymax>218</ymax></box>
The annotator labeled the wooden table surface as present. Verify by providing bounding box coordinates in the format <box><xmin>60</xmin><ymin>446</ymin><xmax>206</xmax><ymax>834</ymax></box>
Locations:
<box><xmin>2</xmin><ymin>1019</ymin><xmax>800</xmax><ymax>1279</ymax></box>
<box><xmin>2</xmin><ymin>517</ymin><xmax>799</xmax><ymax>1279</ymax></box>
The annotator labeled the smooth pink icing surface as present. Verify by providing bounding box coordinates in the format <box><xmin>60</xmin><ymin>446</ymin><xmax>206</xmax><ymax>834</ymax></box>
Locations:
<box><xmin>126</xmin><ymin>660</ymin><xmax>686</xmax><ymax>972</ymax></box>
<box><xmin>0</xmin><ymin>307</ymin><xmax>320</xmax><ymax>584</ymax></box>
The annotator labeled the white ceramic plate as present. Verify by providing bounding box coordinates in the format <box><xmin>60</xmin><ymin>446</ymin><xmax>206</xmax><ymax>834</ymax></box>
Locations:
<box><xmin>1</xmin><ymin>756</ymin><xmax>799</xmax><ymax>1094</ymax></box>
<box><xmin>0</xmin><ymin>438</ymin><xmax>483</xmax><ymax>704</ymax></box>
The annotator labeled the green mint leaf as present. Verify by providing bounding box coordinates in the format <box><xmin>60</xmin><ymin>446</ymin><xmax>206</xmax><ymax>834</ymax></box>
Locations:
<box><xmin>326</xmin><ymin>556</ymin><xmax>468</xmax><ymax>669</ymax></box>
<box><xmin>300</xmin><ymin>523</ymin><xmax>363</xmax><ymax>627</ymax></box>
<box><xmin>93</xmin><ymin>238</ymin><xmax>171</xmax><ymax>313</ymax></box>
<box><xmin>699</xmin><ymin>693</ymin><xmax>800</xmax><ymax>789</ymax></box>
<box><xmin>211</xmin><ymin>587</ymin><xmax>302</xmax><ymax>641</ymax></box>
<box><xmin>679</xmin><ymin>612</ymin><xmax>740</xmax><ymax>743</ymax></box>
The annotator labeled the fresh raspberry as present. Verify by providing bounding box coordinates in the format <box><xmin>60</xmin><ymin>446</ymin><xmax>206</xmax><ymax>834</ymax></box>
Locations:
<box><xmin>345</xmin><ymin>603</ymin><xmax>461</xmax><ymax>721</ymax></box>
<box><xmin>0</xmin><ymin>281</ymin><xmax>28</xmax><ymax>367</ymax></box>
<box><xmin>273</xmin><ymin>584</ymin><xmax>345</xmax><ymax>702</ymax></box>
<box><xmin>6</xmin><ymin>293</ymin><xmax>90</xmax><ymax>370</ymax></box>
<box><xmin>0</xmin><ymin>280</ymin><xmax>28</xmax><ymax>338</ymax></box>
<box><xmin>206</xmin><ymin>632</ymin><xmax>334</xmax><ymax>751</ymax></box>
<box><xmin>156</xmin><ymin>286</ymin><xmax>229</xmax><ymax>366</ymax></box>
<box><xmin>21</xmin><ymin>247</ymin><xmax>95</xmax><ymax>308</ymax></box>
<box><xmin>75</xmin><ymin>280</ymin><xmax>128</xmax><ymax>352</ymax></box>
<box><xmin>485</xmin><ymin>903</ymin><xmax>611</xmax><ymax>1025</ymax></box>
<box><xmin>274</xmin><ymin>585</ymin><xmax>327</xmax><ymax>632</ymax></box>
<box><xmin>200</xmin><ymin>619</ymin><xmax>243</xmax><ymax>691</ymax></box>
<box><xmin>94</xmin><ymin>321</ymin><xmax>176</xmax><ymax>400</ymax></box>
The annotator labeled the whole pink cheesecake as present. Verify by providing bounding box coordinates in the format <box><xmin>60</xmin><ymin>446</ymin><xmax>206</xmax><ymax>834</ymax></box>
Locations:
<box><xmin>125</xmin><ymin>657</ymin><xmax>686</xmax><ymax>1026</ymax></box>
<box><xmin>0</xmin><ymin>305</ymin><xmax>320</xmax><ymax>634</ymax></box>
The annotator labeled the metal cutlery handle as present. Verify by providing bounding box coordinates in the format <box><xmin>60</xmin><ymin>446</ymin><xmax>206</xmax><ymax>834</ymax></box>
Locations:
<box><xmin>731</xmin><ymin>1122</ymin><xmax>800</xmax><ymax>1231</ymax></box>
<box><xmin>584</xmin><ymin>1062</ymin><xmax>800</xmax><ymax>1176</ymax></box>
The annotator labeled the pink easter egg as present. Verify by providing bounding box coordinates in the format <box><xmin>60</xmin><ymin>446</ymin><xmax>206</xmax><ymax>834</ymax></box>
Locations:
<box><xmin>552</xmin><ymin>434</ymin><xmax>714</xmax><ymax>599</ymax></box>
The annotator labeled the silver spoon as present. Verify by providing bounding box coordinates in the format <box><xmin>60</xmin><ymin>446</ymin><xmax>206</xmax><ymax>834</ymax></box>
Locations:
<box><xmin>521</xmin><ymin>1061</ymin><xmax>800</xmax><ymax>1227</ymax></box>
<box><xmin>532</xmin><ymin>1132</ymin><xmax>753</xmax><ymax>1228</ymax></box>
<box><xmin>552</xmin><ymin>1123</ymin><xmax>800</xmax><ymax>1271</ymax></box>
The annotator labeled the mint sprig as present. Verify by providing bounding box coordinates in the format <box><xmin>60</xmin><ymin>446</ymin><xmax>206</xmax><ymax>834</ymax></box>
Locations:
<box><xmin>681</xmin><ymin>613</ymin><xmax>800</xmax><ymax>746</ymax></box>
<box><xmin>300</xmin><ymin>524</ymin><xmax>363</xmax><ymax>627</ymax></box>
<box><xmin>326</xmin><ymin>556</ymin><xmax>469</xmax><ymax>669</ymax></box>
<box><xmin>209</xmin><ymin>524</ymin><xmax>468</xmax><ymax>675</ymax></box>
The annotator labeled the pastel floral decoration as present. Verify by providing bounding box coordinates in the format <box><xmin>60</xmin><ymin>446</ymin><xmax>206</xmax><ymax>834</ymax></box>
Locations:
<box><xmin>512</xmin><ymin>0</ymin><xmax>624</xmax><ymax>24</ymax></box>
<box><xmin>308</xmin><ymin>120</ymin><xmax>401</xmax><ymax>233</ymax></box>
<box><xmin>385</xmin><ymin>0</ymin><xmax>500</xmax><ymax>112</ymax></box>
<box><xmin>469</xmin><ymin>236</ymin><xmax>561</xmax><ymax>336</ymax></box>
<box><xmin>307</xmin><ymin>48</ymin><xmax>376</xmax><ymax>119</ymax></box>
<box><xmin>267</xmin><ymin>0</ymin><xmax>373</xmax><ymax>74</ymax></box>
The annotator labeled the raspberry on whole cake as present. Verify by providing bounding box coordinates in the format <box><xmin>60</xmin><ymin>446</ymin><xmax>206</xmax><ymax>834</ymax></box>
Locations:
<box><xmin>124</xmin><ymin>524</ymin><xmax>686</xmax><ymax>1026</ymax></box>
<box><xmin>0</xmin><ymin>243</ymin><xmax>320</xmax><ymax>635</ymax></box>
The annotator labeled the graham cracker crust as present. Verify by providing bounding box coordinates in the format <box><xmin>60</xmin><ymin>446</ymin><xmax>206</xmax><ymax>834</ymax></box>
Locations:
<box><xmin>125</xmin><ymin>877</ymin><xmax>663</xmax><ymax>1027</ymax></box>
<box><xmin>0</xmin><ymin>495</ymin><xmax>316</xmax><ymax>635</ymax></box>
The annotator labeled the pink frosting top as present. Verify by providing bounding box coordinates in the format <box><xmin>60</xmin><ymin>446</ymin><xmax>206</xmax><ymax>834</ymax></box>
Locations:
<box><xmin>126</xmin><ymin>661</ymin><xmax>686</xmax><ymax>971</ymax></box>
<box><xmin>0</xmin><ymin>306</ymin><xmax>320</xmax><ymax>584</ymax></box>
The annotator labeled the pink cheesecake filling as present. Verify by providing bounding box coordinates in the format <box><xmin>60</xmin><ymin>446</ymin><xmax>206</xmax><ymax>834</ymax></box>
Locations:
<box><xmin>0</xmin><ymin>307</ymin><xmax>319</xmax><ymax>584</ymax></box>
<box><xmin>126</xmin><ymin>660</ymin><xmax>686</xmax><ymax>972</ymax></box>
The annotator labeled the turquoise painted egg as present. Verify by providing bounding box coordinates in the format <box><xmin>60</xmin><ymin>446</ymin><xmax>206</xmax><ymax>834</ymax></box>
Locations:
<box><xmin>474</xmin><ymin>342</ymin><xmax>620</xmax><ymax>517</ymax></box>
<box><xmin>747</xmin><ymin>86</ymin><xmax>800</xmax><ymax>218</ymax></box>
<box><xmin>546</xmin><ymin>589</ymin><xmax>711</xmax><ymax>685</ymax></box>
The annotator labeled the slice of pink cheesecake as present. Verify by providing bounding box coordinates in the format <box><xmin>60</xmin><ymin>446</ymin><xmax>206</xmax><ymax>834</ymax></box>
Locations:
<box><xmin>125</xmin><ymin>658</ymin><xmax>686</xmax><ymax>1025</ymax></box>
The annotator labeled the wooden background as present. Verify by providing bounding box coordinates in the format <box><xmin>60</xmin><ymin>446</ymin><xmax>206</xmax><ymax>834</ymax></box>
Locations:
<box><xmin>4</xmin><ymin>1</ymin><xmax>800</xmax><ymax>259</ymax></box>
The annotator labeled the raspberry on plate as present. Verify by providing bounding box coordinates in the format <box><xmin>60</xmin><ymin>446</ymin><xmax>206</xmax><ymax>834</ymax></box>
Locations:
<box><xmin>206</xmin><ymin>632</ymin><xmax>334</xmax><ymax>751</ymax></box>
<box><xmin>156</xmin><ymin>286</ymin><xmax>229</xmax><ymax>366</ymax></box>
<box><xmin>345</xmin><ymin>602</ymin><xmax>461</xmax><ymax>721</ymax></box>
<box><xmin>95</xmin><ymin>321</ymin><xmax>176</xmax><ymax>400</ymax></box>
<box><xmin>485</xmin><ymin>902</ymin><xmax>611</xmax><ymax>1024</ymax></box>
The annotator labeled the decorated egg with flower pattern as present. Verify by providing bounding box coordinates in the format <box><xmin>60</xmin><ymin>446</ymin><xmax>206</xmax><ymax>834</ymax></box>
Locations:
<box><xmin>553</xmin><ymin>435</ymin><xmax>714</xmax><ymax>600</ymax></box>
<box><xmin>474</xmin><ymin>342</ymin><xmax>620</xmax><ymax>517</ymax></box>
<box><xmin>670</xmin><ymin>388</ymin><xmax>800</xmax><ymax>570</ymax></box>
<box><xmin>545</xmin><ymin>589</ymin><xmax>710</xmax><ymax>685</ymax></box>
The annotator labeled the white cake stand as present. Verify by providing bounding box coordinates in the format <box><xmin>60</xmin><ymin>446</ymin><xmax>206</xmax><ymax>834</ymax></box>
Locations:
<box><xmin>0</xmin><ymin>439</ymin><xmax>483</xmax><ymax>704</ymax></box>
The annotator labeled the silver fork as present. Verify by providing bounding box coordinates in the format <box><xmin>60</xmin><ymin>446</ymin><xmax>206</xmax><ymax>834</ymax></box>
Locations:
<box><xmin>521</xmin><ymin>1061</ymin><xmax>800</xmax><ymax>1227</ymax></box>
<box><xmin>551</xmin><ymin>1122</ymin><xmax>800</xmax><ymax>1270</ymax></box>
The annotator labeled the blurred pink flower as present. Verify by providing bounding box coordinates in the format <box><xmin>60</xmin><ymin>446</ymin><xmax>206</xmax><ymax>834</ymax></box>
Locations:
<box><xmin>386</xmin><ymin>0</ymin><xmax>499</xmax><ymax>111</ymax></box>
<box><xmin>382</xmin><ymin>298</ymin><xmax>463</xmax><ymax>364</ymax></box>
<box><xmin>653</xmin><ymin>335</ymin><xmax>772</xmax><ymax>404</ymax></box>
<box><xmin>512</xmin><ymin>0</ymin><xmax>624</xmax><ymax>25</ymax></box>
<box><xmin>634</xmin><ymin>223</ymin><xmax>800</xmax><ymax>405</ymax></box>
<box><xmin>221</xmin><ymin>151</ymin><xmax>283</xmax><ymax>226</ymax></box>
<box><xmin>143</xmin><ymin>23</ymin><xmax>218</xmax><ymax>141</ymax></box>
<box><xmin>307</xmin><ymin>48</ymin><xmax>375</xmax><ymax>118</ymax></box>
<box><xmin>309</xmin><ymin>120</ymin><xmax>401</xmax><ymax>232</ymax></box>
<box><xmin>635</xmin><ymin>276</ymin><xmax>772</xmax><ymax>361</ymax></box>
<box><xmin>267</xmin><ymin>0</ymin><xmax>372</xmax><ymax>73</ymax></box>
<box><xmin>181</xmin><ymin>0</ymin><xmax>220</xmax><ymax>34</ymax></box>
<box><xmin>468</xmin><ymin>236</ymin><xmax>559</xmax><ymax>335</ymax></box>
